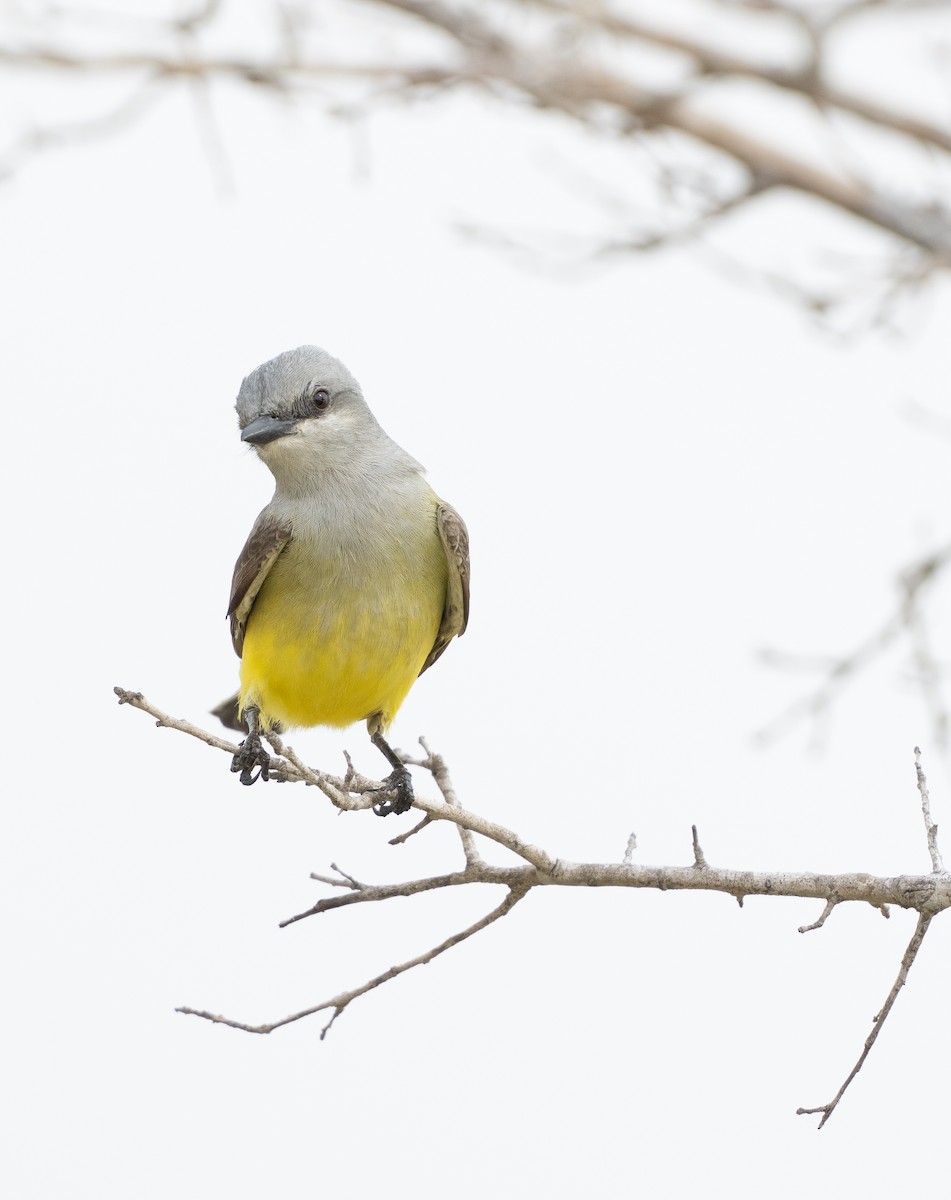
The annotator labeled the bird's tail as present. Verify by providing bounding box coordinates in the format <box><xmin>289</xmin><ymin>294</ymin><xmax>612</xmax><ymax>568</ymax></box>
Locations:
<box><xmin>210</xmin><ymin>692</ymin><xmax>285</xmax><ymax>736</ymax></box>
<box><xmin>211</xmin><ymin>691</ymin><xmax>247</xmax><ymax>733</ymax></box>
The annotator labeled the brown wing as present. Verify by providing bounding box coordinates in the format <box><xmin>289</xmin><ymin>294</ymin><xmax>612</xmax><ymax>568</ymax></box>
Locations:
<box><xmin>227</xmin><ymin>509</ymin><xmax>293</xmax><ymax>657</ymax></box>
<box><xmin>419</xmin><ymin>502</ymin><xmax>470</xmax><ymax>675</ymax></box>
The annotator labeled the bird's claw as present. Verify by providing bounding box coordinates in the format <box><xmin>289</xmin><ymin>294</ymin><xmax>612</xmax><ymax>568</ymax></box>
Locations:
<box><xmin>231</xmin><ymin>731</ymin><xmax>271</xmax><ymax>786</ymax></box>
<box><xmin>372</xmin><ymin>765</ymin><xmax>414</xmax><ymax>817</ymax></box>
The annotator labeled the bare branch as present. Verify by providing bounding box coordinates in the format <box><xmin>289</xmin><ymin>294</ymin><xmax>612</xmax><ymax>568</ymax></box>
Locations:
<box><xmin>116</xmin><ymin>686</ymin><xmax>951</xmax><ymax>916</ymax></box>
<box><xmin>120</xmin><ymin>686</ymin><xmax>951</xmax><ymax>1120</ymax></box>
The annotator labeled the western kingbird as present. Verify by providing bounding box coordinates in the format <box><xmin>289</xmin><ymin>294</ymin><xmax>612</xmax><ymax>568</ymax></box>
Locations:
<box><xmin>213</xmin><ymin>346</ymin><xmax>469</xmax><ymax>815</ymax></box>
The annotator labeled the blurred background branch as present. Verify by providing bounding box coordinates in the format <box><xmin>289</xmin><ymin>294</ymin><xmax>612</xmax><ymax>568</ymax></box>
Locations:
<box><xmin>5</xmin><ymin>1</ymin><xmax>951</xmax><ymax>281</ymax></box>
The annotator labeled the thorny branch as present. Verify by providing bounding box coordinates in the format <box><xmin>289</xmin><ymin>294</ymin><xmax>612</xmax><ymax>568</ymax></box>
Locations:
<box><xmin>5</xmin><ymin>0</ymin><xmax>951</xmax><ymax>314</ymax></box>
<box><xmin>116</xmin><ymin>685</ymin><xmax>951</xmax><ymax>1126</ymax></box>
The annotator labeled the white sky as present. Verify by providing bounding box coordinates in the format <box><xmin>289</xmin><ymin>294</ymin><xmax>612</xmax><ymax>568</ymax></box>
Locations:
<box><xmin>3</xmin><ymin>4</ymin><xmax>951</xmax><ymax>1196</ymax></box>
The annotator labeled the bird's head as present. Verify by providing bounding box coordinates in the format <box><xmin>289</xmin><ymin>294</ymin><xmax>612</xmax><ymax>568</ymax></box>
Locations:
<box><xmin>235</xmin><ymin>346</ymin><xmax>381</xmax><ymax>484</ymax></box>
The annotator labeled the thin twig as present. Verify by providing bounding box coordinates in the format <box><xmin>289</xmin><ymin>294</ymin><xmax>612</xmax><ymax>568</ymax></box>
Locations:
<box><xmin>283</xmin><ymin>863</ymin><xmax>529</xmax><ymax>926</ymax></box>
<box><xmin>282</xmin><ymin>870</ymin><xmax>471</xmax><ymax>926</ymax></box>
<box><xmin>798</xmin><ymin>895</ymin><xmax>839</xmax><ymax>933</ymax></box>
<box><xmin>114</xmin><ymin>687</ymin><xmax>244</xmax><ymax>756</ymax></box>
<box><xmin>797</xmin><ymin>911</ymin><xmax>935</xmax><ymax>1128</ymax></box>
<box><xmin>328</xmin><ymin>862</ymin><xmax>365</xmax><ymax>890</ymax></box>
<box><xmin>178</xmin><ymin>884</ymin><xmax>530</xmax><ymax>1035</ymax></box>
<box><xmin>691</xmin><ymin>825</ymin><xmax>708</xmax><ymax>869</ymax></box>
<box><xmin>309</xmin><ymin>871</ymin><xmax>361</xmax><ymax>890</ymax></box>
<box><xmin>388</xmin><ymin>814</ymin><xmax>433</xmax><ymax>845</ymax></box>
<box><xmin>266</xmin><ymin>734</ymin><xmax>353</xmax><ymax>806</ymax></box>
<box><xmin>914</xmin><ymin>746</ymin><xmax>945</xmax><ymax>872</ymax></box>
<box><xmin>404</xmin><ymin>736</ymin><xmax>482</xmax><ymax>864</ymax></box>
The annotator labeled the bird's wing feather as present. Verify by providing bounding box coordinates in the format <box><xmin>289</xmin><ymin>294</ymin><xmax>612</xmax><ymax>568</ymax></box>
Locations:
<box><xmin>227</xmin><ymin>510</ymin><xmax>293</xmax><ymax>657</ymax></box>
<box><xmin>419</xmin><ymin>502</ymin><xmax>470</xmax><ymax>675</ymax></box>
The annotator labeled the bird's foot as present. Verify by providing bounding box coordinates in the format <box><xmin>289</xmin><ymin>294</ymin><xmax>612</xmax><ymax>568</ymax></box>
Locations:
<box><xmin>372</xmin><ymin>765</ymin><xmax>415</xmax><ymax>817</ymax></box>
<box><xmin>231</xmin><ymin>730</ymin><xmax>271</xmax><ymax>786</ymax></box>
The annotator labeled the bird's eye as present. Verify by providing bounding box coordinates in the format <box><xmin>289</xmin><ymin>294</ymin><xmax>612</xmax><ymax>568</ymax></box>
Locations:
<box><xmin>294</xmin><ymin>385</ymin><xmax>331</xmax><ymax>419</ymax></box>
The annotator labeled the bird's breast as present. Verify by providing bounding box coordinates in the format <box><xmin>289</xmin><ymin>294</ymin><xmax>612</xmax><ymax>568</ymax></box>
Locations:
<box><xmin>238</xmin><ymin>496</ymin><xmax>448</xmax><ymax>730</ymax></box>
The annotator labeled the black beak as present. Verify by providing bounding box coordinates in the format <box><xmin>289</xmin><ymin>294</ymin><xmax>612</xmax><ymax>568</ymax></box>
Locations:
<box><xmin>241</xmin><ymin>415</ymin><xmax>299</xmax><ymax>446</ymax></box>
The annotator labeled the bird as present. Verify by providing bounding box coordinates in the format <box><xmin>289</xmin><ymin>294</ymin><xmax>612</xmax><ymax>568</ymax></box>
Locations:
<box><xmin>213</xmin><ymin>345</ymin><xmax>469</xmax><ymax>816</ymax></box>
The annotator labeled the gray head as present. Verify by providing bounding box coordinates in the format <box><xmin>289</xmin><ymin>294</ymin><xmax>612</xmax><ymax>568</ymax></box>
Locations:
<box><xmin>235</xmin><ymin>346</ymin><xmax>392</xmax><ymax>483</ymax></box>
<box><xmin>236</xmin><ymin>346</ymin><xmax>368</xmax><ymax>434</ymax></box>
<box><xmin>236</xmin><ymin>346</ymin><xmax>363</xmax><ymax>425</ymax></box>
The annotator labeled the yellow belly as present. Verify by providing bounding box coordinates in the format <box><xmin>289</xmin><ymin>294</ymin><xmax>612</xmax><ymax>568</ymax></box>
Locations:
<box><xmin>239</xmin><ymin>535</ymin><xmax>446</xmax><ymax>731</ymax></box>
